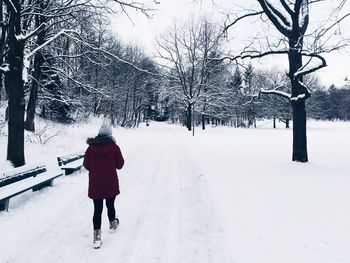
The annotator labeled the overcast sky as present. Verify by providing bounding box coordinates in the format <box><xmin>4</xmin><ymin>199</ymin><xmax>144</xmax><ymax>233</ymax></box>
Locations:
<box><xmin>109</xmin><ymin>0</ymin><xmax>350</xmax><ymax>87</ymax></box>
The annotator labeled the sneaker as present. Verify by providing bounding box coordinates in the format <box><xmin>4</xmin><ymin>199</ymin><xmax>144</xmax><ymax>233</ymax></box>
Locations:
<box><xmin>93</xmin><ymin>229</ymin><xmax>102</xmax><ymax>249</ymax></box>
<box><xmin>109</xmin><ymin>218</ymin><xmax>119</xmax><ymax>233</ymax></box>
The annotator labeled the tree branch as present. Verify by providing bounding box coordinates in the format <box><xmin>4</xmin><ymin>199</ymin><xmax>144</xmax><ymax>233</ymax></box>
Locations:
<box><xmin>259</xmin><ymin>85</ymin><xmax>291</xmax><ymax>100</ymax></box>
<box><xmin>213</xmin><ymin>49</ymin><xmax>289</xmax><ymax>62</ymax></box>
<box><xmin>16</xmin><ymin>22</ymin><xmax>46</xmax><ymax>42</ymax></box>
<box><xmin>222</xmin><ymin>11</ymin><xmax>263</xmax><ymax>36</ymax></box>
<box><xmin>3</xmin><ymin>0</ymin><xmax>18</xmax><ymax>14</ymax></box>
<box><xmin>294</xmin><ymin>52</ymin><xmax>327</xmax><ymax>78</ymax></box>
<box><xmin>256</xmin><ymin>0</ymin><xmax>292</xmax><ymax>36</ymax></box>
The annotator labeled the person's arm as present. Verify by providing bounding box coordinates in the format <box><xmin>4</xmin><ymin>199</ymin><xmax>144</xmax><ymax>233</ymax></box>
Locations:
<box><xmin>83</xmin><ymin>147</ymin><xmax>91</xmax><ymax>171</ymax></box>
<box><xmin>115</xmin><ymin>145</ymin><xmax>125</xmax><ymax>170</ymax></box>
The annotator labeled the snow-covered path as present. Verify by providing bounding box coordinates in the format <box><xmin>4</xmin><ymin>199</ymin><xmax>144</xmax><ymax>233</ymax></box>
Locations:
<box><xmin>0</xmin><ymin>124</ymin><xmax>234</xmax><ymax>263</ymax></box>
<box><xmin>1</xmin><ymin>121</ymin><xmax>350</xmax><ymax>263</ymax></box>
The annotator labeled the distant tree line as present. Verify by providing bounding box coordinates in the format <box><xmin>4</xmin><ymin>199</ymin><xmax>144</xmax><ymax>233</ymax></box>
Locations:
<box><xmin>159</xmin><ymin>55</ymin><xmax>350</xmax><ymax>129</ymax></box>
<box><xmin>308</xmin><ymin>84</ymin><xmax>350</xmax><ymax>121</ymax></box>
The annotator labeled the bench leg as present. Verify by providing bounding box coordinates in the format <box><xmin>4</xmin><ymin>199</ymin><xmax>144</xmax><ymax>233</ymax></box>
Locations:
<box><xmin>33</xmin><ymin>180</ymin><xmax>54</xmax><ymax>191</ymax></box>
<box><xmin>65</xmin><ymin>169</ymin><xmax>75</xmax><ymax>175</ymax></box>
<box><xmin>0</xmin><ymin>198</ymin><xmax>9</xmax><ymax>212</ymax></box>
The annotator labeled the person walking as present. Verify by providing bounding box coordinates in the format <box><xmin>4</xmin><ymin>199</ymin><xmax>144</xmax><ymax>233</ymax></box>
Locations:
<box><xmin>83</xmin><ymin>124</ymin><xmax>124</xmax><ymax>249</ymax></box>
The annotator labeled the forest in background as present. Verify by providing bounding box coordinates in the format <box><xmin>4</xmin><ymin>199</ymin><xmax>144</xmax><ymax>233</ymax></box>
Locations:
<box><xmin>0</xmin><ymin>0</ymin><xmax>349</xmax><ymax>166</ymax></box>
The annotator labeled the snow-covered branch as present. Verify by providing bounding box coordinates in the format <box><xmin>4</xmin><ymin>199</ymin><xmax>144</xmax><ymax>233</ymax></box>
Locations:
<box><xmin>3</xmin><ymin>0</ymin><xmax>18</xmax><ymax>14</ymax></box>
<box><xmin>294</xmin><ymin>52</ymin><xmax>327</xmax><ymax>78</ymax></box>
<box><xmin>16</xmin><ymin>23</ymin><xmax>46</xmax><ymax>42</ymax></box>
<box><xmin>280</xmin><ymin>0</ymin><xmax>294</xmax><ymax>16</ymax></box>
<box><xmin>24</xmin><ymin>29</ymin><xmax>67</xmax><ymax>60</ymax></box>
<box><xmin>256</xmin><ymin>0</ymin><xmax>292</xmax><ymax>36</ymax></box>
<box><xmin>290</xmin><ymin>93</ymin><xmax>306</xmax><ymax>101</ymax></box>
<box><xmin>259</xmin><ymin>86</ymin><xmax>291</xmax><ymax>100</ymax></box>
<box><xmin>62</xmin><ymin>30</ymin><xmax>161</xmax><ymax>78</ymax></box>
<box><xmin>0</xmin><ymin>64</ymin><xmax>10</xmax><ymax>73</ymax></box>
<box><xmin>259</xmin><ymin>84</ymin><xmax>310</xmax><ymax>102</ymax></box>
<box><xmin>49</xmin><ymin>67</ymin><xmax>112</xmax><ymax>98</ymax></box>
<box><xmin>22</xmin><ymin>29</ymin><xmax>68</xmax><ymax>82</ymax></box>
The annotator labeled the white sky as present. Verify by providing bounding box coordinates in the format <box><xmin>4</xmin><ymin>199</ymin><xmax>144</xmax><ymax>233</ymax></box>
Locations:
<box><xmin>109</xmin><ymin>0</ymin><xmax>350</xmax><ymax>87</ymax></box>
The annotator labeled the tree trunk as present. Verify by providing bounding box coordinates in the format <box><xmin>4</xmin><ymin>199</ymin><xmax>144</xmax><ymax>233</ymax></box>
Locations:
<box><xmin>6</xmin><ymin>0</ymin><xmax>25</xmax><ymax>167</ymax></box>
<box><xmin>286</xmin><ymin>119</ymin><xmax>290</xmax><ymax>129</ymax></box>
<box><xmin>273</xmin><ymin>117</ymin><xmax>276</xmax><ymax>129</ymax></box>
<box><xmin>201</xmin><ymin>113</ymin><xmax>205</xmax><ymax>130</ymax></box>
<box><xmin>0</xmin><ymin>0</ymin><xmax>5</xmax><ymax>102</ymax></box>
<box><xmin>186</xmin><ymin>104</ymin><xmax>192</xmax><ymax>131</ymax></box>
<box><xmin>292</xmin><ymin>101</ymin><xmax>308</xmax><ymax>162</ymax></box>
<box><xmin>121</xmin><ymin>88</ymin><xmax>130</xmax><ymax>127</ymax></box>
<box><xmin>25</xmin><ymin>8</ymin><xmax>46</xmax><ymax>132</ymax></box>
<box><xmin>41</xmin><ymin>105</ymin><xmax>46</xmax><ymax>118</ymax></box>
<box><xmin>25</xmin><ymin>53</ymin><xmax>42</xmax><ymax>131</ymax></box>
<box><xmin>289</xmin><ymin>37</ymin><xmax>308</xmax><ymax>162</ymax></box>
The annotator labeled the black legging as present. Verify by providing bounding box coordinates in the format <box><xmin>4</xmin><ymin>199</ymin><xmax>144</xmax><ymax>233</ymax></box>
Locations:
<box><xmin>93</xmin><ymin>197</ymin><xmax>116</xmax><ymax>230</ymax></box>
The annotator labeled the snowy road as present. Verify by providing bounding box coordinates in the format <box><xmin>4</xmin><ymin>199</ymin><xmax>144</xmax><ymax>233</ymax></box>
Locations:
<box><xmin>1</xmin><ymin>121</ymin><xmax>350</xmax><ymax>263</ymax></box>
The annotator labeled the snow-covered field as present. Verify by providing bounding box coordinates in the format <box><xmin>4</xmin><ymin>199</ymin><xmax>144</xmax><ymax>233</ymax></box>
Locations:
<box><xmin>0</xmin><ymin>119</ymin><xmax>349</xmax><ymax>263</ymax></box>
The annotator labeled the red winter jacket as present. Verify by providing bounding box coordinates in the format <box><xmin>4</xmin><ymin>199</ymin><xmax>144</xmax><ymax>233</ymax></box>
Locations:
<box><xmin>83</xmin><ymin>136</ymin><xmax>124</xmax><ymax>199</ymax></box>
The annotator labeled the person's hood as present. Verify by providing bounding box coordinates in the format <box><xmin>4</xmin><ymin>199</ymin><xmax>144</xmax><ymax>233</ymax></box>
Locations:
<box><xmin>86</xmin><ymin>135</ymin><xmax>115</xmax><ymax>145</ymax></box>
<box><xmin>86</xmin><ymin>136</ymin><xmax>116</xmax><ymax>158</ymax></box>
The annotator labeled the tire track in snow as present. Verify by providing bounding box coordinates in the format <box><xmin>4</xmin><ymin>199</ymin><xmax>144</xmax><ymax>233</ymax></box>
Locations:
<box><xmin>173</xmin><ymin>133</ymin><xmax>236</xmax><ymax>263</ymax></box>
<box><xmin>112</xmin><ymin>126</ymin><xmax>235</xmax><ymax>263</ymax></box>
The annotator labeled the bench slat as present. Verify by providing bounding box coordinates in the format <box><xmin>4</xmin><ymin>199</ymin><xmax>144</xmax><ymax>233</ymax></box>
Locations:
<box><xmin>57</xmin><ymin>152</ymin><xmax>85</xmax><ymax>166</ymax></box>
<box><xmin>0</xmin><ymin>171</ymin><xmax>63</xmax><ymax>201</ymax></box>
<box><xmin>60</xmin><ymin>160</ymin><xmax>83</xmax><ymax>170</ymax></box>
<box><xmin>0</xmin><ymin>165</ymin><xmax>47</xmax><ymax>188</ymax></box>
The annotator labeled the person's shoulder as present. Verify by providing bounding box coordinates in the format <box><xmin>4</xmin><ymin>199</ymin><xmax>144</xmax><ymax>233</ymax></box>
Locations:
<box><xmin>112</xmin><ymin>141</ymin><xmax>121</xmax><ymax>150</ymax></box>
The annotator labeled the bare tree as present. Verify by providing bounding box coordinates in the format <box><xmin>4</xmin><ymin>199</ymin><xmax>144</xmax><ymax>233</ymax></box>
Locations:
<box><xmin>157</xmin><ymin>18</ymin><xmax>222</xmax><ymax>131</ymax></box>
<box><xmin>220</xmin><ymin>0</ymin><xmax>350</xmax><ymax>162</ymax></box>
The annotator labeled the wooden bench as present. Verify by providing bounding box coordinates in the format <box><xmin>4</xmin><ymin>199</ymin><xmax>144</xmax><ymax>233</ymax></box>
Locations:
<box><xmin>0</xmin><ymin>165</ymin><xmax>63</xmax><ymax>211</ymax></box>
<box><xmin>57</xmin><ymin>152</ymin><xmax>85</xmax><ymax>175</ymax></box>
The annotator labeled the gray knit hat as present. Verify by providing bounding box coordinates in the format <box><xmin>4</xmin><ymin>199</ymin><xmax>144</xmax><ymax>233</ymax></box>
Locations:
<box><xmin>98</xmin><ymin>124</ymin><xmax>112</xmax><ymax>136</ymax></box>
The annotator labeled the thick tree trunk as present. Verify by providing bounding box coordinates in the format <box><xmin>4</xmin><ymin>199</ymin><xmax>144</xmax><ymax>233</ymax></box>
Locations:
<box><xmin>6</xmin><ymin>0</ymin><xmax>25</xmax><ymax>167</ymax></box>
<box><xmin>289</xmin><ymin>37</ymin><xmax>308</xmax><ymax>162</ymax></box>
<box><xmin>0</xmin><ymin>0</ymin><xmax>5</xmax><ymax>102</ymax></box>
<box><xmin>292</xmin><ymin>101</ymin><xmax>308</xmax><ymax>162</ymax></box>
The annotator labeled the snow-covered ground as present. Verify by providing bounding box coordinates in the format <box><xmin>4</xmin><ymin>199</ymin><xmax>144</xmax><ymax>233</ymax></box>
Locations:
<box><xmin>0</xmin><ymin>119</ymin><xmax>349</xmax><ymax>263</ymax></box>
